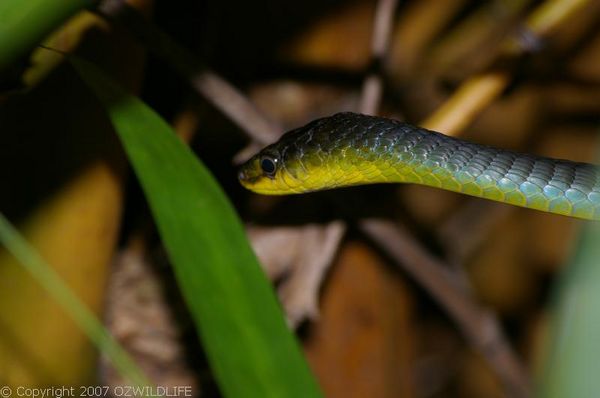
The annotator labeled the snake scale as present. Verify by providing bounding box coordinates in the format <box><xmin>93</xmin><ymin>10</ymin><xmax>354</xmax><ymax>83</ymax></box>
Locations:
<box><xmin>238</xmin><ymin>112</ymin><xmax>600</xmax><ymax>221</ymax></box>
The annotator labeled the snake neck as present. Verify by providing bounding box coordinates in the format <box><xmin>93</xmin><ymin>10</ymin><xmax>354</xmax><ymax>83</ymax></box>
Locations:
<box><xmin>307</xmin><ymin>114</ymin><xmax>600</xmax><ymax>220</ymax></box>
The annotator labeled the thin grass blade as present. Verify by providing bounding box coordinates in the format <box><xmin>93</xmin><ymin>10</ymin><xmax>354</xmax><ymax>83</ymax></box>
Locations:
<box><xmin>0</xmin><ymin>213</ymin><xmax>150</xmax><ymax>387</ymax></box>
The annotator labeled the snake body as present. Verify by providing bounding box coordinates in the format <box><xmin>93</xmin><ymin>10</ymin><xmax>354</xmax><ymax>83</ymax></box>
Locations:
<box><xmin>238</xmin><ymin>112</ymin><xmax>600</xmax><ymax>220</ymax></box>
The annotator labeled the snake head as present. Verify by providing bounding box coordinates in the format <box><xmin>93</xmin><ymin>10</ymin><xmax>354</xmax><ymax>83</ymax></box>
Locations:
<box><xmin>238</xmin><ymin>138</ymin><xmax>319</xmax><ymax>194</ymax></box>
<box><xmin>238</xmin><ymin>145</ymin><xmax>294</xmax><ymax>194</ymax></box>
<box><xmin>238</xmin><ymin>113</ymin><xmax>380</xmax><ymax>195</ymax></box>
<box><xmin>238</xmin><ymin>117</ymin><xmax>333</xmax><ymax>195</ymax></box>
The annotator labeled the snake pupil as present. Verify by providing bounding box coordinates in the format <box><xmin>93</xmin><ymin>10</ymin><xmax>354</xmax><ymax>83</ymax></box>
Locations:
<box><xmin>260</xmin><ymin>157</ymin><xmax>277</xmax><ymax>175</ymax></box>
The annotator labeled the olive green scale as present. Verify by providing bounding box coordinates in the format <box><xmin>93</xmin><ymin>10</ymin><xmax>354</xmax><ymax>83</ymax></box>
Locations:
<box><xmin>267</xmin><ymin>113</ymin><xmax>600</xmax><ymax>221</ymax></box>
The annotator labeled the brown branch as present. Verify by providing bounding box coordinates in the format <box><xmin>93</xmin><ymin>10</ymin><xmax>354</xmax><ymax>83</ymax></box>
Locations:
<box><xmin>359</xmin><ymin>219</ymin><xmax>531</xmax><ymax>398</ymax></box>
<box><xmin>359</xmin><ymin>0</ymin><xmax>399</xmax><ymax>115</ymax></box>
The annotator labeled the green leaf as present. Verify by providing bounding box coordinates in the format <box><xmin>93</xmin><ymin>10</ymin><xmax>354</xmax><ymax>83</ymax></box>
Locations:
<box><xmin>70</xmin><ymin>57</ymin><xmax>322</xmax><ymax>398</ymax></box>
<box><xmin>0</xmin><ymin>0</ymin><xmax>91</xmax><ymax>72</ymax></box>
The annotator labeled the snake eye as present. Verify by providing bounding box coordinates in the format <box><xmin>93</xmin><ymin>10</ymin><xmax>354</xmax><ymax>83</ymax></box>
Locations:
<box><xmin>260</xmin><ymin>156</ymin><xmax>278</xmax><ymax>176</ymax></box>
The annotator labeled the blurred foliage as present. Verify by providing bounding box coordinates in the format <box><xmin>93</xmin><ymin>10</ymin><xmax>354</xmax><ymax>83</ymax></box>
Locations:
<box><xmin>0</xmin><ymin>0</ymin><xmax>91</xmax><ymax>84</ymax></box>
<box><xmin>540</xmin><ymin>221</ymin><xmax>600</xmax><ymax>398</ymax></box>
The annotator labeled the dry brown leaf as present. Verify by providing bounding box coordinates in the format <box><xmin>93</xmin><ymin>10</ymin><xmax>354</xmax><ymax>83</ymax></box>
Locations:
<box><xmin>304</xmin><ymin>241</ymin><xmax>416</xmax><ymax>398</ymax></box>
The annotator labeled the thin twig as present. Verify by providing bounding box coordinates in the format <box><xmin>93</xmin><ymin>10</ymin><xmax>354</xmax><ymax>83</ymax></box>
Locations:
<box><xmin>191</xmin><ymin>73</ymin><xmax>280</xmax><ymax>144</ymax></box>
<box><xmin>96</xmin><ymin>0</ymin><xmax>281</xmax><ymax>145</ymax></box>
<box><xmin>359</xmin><ymin>219</ymin><xmax>531</xmax><ymax>398</ymax></box>
<box><xmin>437</xmin><ymin>200</ymin><xmax>513</xmax><ymax>266</ymax></box>
<box><xmin>247</xmin><ymin>222</ymin><xmax>346</xmax><ymax>327</ymax></box>
<box><xmin>359</xmin><ymin>0</ymin><xmax>399</xmax><ymax>115</ymax></box>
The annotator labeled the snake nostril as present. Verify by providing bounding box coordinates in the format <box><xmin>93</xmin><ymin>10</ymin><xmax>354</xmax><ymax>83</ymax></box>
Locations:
<box><xmin>238</xmin><ymin>170</ymin><xmax>246</xmax><ymax>180</ymax></box>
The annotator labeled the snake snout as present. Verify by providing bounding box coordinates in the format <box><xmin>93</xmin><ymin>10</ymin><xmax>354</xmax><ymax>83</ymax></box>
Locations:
<box><xmin>237</xmin><ymin>165</ymin><xmax>262</xmax><ymax>186</ymax></box>
<box><xmin>237</xmin><ymin>169</ymin><xmax>247</xmax><ymax>181</ymax></box>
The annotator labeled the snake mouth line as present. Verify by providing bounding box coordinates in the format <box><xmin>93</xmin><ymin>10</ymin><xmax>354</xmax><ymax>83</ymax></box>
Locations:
<box><xmin>237</xmin><ymin>169</ymin><xmax>255</xmax><ymax>184</ymax></box>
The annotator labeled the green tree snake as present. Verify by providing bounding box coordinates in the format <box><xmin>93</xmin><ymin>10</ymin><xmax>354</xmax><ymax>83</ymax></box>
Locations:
<box><xmin>238</xmin><ymin>112</ymin><xmax>600</xmax><ymax>221</ymax></box>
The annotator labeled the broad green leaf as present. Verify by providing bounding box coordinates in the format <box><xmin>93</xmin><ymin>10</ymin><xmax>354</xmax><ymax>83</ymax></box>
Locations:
<box><xmin>71</xmin><ymin>57</ymin><xmax>322</xmax><ymax>398</ymax></box>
